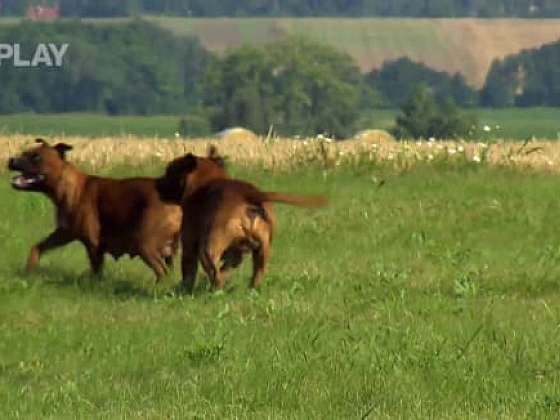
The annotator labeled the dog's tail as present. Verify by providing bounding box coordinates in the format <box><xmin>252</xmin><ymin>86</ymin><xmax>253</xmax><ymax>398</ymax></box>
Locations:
<box><xmin>260</xmin><ymin>192</ymin><xmax>328</xmax><ymax>208</ymax></box>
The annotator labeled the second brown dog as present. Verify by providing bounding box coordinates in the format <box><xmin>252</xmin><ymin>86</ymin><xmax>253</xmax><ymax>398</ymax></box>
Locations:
<box><xmin>156</xmin><ymin>147</ymin><xmax>327</xmax><ymax>293</ymax></box>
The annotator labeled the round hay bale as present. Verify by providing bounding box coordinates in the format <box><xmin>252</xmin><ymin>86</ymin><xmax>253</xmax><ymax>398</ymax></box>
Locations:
<box><xmin>215</xmin><ymin>127</ymin><xmax>259</xmax><ymax>142</ymax></box>
<box><xmin>353</xmin><ymin>129</ymin><xmax>395</xmax><ymax>144</ymax></box>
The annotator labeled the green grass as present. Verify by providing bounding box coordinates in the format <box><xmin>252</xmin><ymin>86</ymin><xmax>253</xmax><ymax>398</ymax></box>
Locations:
<box><xmin>0</xmin><ymin>113</ymin><xmax>180</xmax><ymax>138</ymax></box>
<box><xmin>364</xmin><ymin>107</ymin><xmax>560</xmax><ymax>140</ymax></box>
<box><xmin>1</xmin><ymin>108</ymin><xmax>559</xmax><ymax>140</ymax></box>
<box><xmin>471</xmin><ymin>108</ymin><xmax>560</xmax><ymax>140</ymax></box>
<box><xmin>1</xmin><ymin>160</ymin><xmax>560</xmax><ymax>418</ymax></box>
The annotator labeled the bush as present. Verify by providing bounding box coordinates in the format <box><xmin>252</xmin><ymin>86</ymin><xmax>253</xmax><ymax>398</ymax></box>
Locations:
<box><xmin>393</xmin><ymin>84</ymin><xmax>476</xmax><ymax>140</ymax></box>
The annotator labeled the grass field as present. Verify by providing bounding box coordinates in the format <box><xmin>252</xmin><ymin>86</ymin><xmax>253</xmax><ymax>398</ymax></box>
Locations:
<box><xmin>1</xmin><ymin>138</ymin><xmax>560</xmax><ymax>417</ymax></box>
<box><xmin>1</xmin><ymin>108</ymin><xmax>559</xmax><ymax>140</ymax></box>
<box><xmin>367</xmin><ymin>107</ymin><xmax>560</xmax><ymax>141</ymax></box>
<box><xmin>0</xmin><ymin>113</ymin><xmax>180</xmax><ymax>138</ymax></box>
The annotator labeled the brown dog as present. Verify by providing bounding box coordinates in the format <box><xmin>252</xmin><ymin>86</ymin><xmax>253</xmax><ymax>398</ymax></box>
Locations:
<box><xmin>156</xmin><ymin>147</ymin><xmax>327</xmax><ymax>293</ymax></box>
<box><xmin>8</xmin><ymin>139</ymin><xmax>182</xmax><ymax>281</ymax></box>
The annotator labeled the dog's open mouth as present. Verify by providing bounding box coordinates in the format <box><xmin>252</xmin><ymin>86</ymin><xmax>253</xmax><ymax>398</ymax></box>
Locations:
<box><xmin>11</xmin><ymin>173</ymin><xmax>45</xmax><ymax>190</ymax></box>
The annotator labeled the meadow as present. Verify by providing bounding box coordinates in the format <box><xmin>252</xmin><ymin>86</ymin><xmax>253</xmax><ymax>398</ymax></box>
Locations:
<box><xmin>1</xmin><ymin>136</ymin><xmax>560</xmax><ymax>417</ymax></box>
<box><xmin>1</xmin><ymin>107</ymin><xmax>559</xmax><ymax>140</ymax></box>
<box><xmin>0</xmin><ymin>113</ymin><xmax>180</xmax><ymax>138</ymax></box>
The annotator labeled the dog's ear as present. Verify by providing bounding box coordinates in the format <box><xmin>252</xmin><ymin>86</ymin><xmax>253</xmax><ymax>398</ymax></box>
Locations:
<box><xmin>173</xmin><ymin>153</ymin><xmax>197</xmax><ymax>174</ymax></box>
<box><xmin>207</xmin><ymin>145</ymin><xmax>225</xmax><ymax>168</ymax></box>
<box><xmin>157</xmin><ymin>153</ymin><xmax>197</xmax><ymax>203</ymax></box>
<box><xmin>208</xmin><ymin>145</ymin><xmax>218</xmax><ymax>159</ymax></box>
<box><xmin>54</xmin><ymin>143</ymin><xmax>73</xmax><ymax>160</ymax></box>
<box><xmin>35</xmin><ymin>138</ymin><xmax>49</xmax><ymax>146</ymax></box>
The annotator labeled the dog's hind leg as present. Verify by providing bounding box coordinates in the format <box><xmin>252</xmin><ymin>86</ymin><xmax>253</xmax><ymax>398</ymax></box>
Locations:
<box><xmin>140</xmin><ymin>247</ymin><xmax>168</xmax><ymax>282</ymax></box>
<box><xmin>162</xmin><ymin>236</ymin><xmax>179</xmax><ymax>271</ymax></box>
<box><xmin>86</xmin><ymin>245</ymin><xmax>105</xmax><ymax>277</ymax></box>
<box><xmin>200</xmin><ymin>239</ymin><xmax>229</xmax><ymax>290</ymax></box>
<box><xmin>27</xmin><ymin>228</ymin><xmax>75</xmax><ymax>273</ymax></box>
<box><xmin>164</xmin><ymin>256</ymin><xmax>174</xmax><ymax>270</ymax></box>
<box><xmin>249</xmin><ymin>222</ymin><xmax>272</xmax><ymax>289</ymax></box>
<box><xmin>250</xmin><ymin>240</ymin><xmax>270</xmax><ymax>289</ymax></box>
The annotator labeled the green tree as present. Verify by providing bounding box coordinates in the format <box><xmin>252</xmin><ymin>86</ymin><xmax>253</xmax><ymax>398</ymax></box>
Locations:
<box><xmin>368</xmin><ymin>57</ymin><xmax>477</xmax><ymax>108</ymax></box>
<box><xmin>203</xmin><ymin>38</ymin><xmax>364</xmax><ymax>138</ymax></box>
<box><xmin>480</xmin><ymin>59</ymin><xmax>516</xmax><ymax>107</ymax></box>
<box><xmin>393</xmin><ymin>84</ymin><xmax>475</xmax><ymax>139</ymax></box>
<box><xmin>202</xmin><ymin>45</ymin><xmax>275</xmax><ymax>134</ymax></box>
<box><xmin>0</xmin><ymin>20</ymin><xmax>212</xmax><ymax>115</ymax></box>
<box><xmin>267</xmin><ymin>37</ymin><xmax>362</xmax><ymax>138</ymax></box>
<box><xmin>480</xmin><ymin>40</ymin><xmax>560</xmax><ymax>108</ymax></box>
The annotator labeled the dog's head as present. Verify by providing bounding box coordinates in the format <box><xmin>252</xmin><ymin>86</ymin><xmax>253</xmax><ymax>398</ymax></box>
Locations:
<box><xmin>157</xmin><ymin>145</ymin><xmax>227</xmax><ymax>203</ymax></box>
<box><xmin>7</xmin><ymin>138</ymin><xmax>73</xmax><ymax>192</ymax></box>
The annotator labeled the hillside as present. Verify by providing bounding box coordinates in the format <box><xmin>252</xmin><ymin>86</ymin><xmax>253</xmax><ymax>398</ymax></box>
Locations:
<box><xmin>1</xmin><ymin>17</ymin><xmax>559</xmax><ymax>87</ymax></box>
<box><xmin>139</xmin><ymin>17</ymin><xmax>560</xmax><ymax>88</ymax></box>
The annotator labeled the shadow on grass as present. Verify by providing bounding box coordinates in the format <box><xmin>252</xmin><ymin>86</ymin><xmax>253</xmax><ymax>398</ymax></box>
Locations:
<box><xmin>13</xmin><ymin>265</ymin><xmax>233</xmax><ymax>301</ymax></box>
<box><xmin>19</xmin><ymin>266</ymin><xmax>162</xmax><ymax>300</ymax></box>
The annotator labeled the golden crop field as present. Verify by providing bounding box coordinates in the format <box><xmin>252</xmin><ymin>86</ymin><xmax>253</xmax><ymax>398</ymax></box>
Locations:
<box><xmin>1</xmin><ymin>134</ymin><xmax>559</xmax><ymax>173</ymax></box>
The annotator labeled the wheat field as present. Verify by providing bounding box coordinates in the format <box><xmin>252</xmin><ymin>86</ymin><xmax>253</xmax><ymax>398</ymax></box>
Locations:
<box><xmin>1</xmin><ymin>134</ymin><xmax>559</xmax><ymax>174</ymax></box>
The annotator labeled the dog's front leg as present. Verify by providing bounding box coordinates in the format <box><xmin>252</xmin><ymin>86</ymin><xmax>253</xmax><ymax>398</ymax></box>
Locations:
<box><xmin>27</xmin><ymin>228</ymin><xmax>75</xmax><ymax>273</ymax></box>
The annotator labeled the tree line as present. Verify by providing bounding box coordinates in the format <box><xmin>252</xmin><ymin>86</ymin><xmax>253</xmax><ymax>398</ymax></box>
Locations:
<box><xmin>2</xmin><ymin>0</ymin><xmax>560</xmax><ymax>18</ymax></box>
<box><xmin>0</xmin><ymin>20</ymin><xmax>556</xmax><ymax>138</ymax></box>
<box><xmin>481</xmin><ymin>40</ymin><xmax>560</xmax><ymax>107</ymax></box>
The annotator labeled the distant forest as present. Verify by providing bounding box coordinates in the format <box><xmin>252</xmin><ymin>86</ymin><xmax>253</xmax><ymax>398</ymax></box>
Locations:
<box><xmin>2</xmin><ymin>0</ymin><xmax>560</xmax><ymax>18</ymax></box>
<box><xmin>0</xmin><ymin>20</ymin><xmax>558</xmax><ymax>137</ymax></box>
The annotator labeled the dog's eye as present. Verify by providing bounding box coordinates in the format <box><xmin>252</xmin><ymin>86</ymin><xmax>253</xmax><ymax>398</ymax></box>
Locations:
<box><xmin>31</xmin><ymin>154</ymin><xmax>41</xmax><ymax>163</ymax></box>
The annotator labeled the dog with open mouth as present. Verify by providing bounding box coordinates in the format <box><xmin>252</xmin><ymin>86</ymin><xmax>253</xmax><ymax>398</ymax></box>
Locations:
<box><xmin>8</xmin><ymin>138</ymin><xmax>182</xmax><ymax>281</ymax></box>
